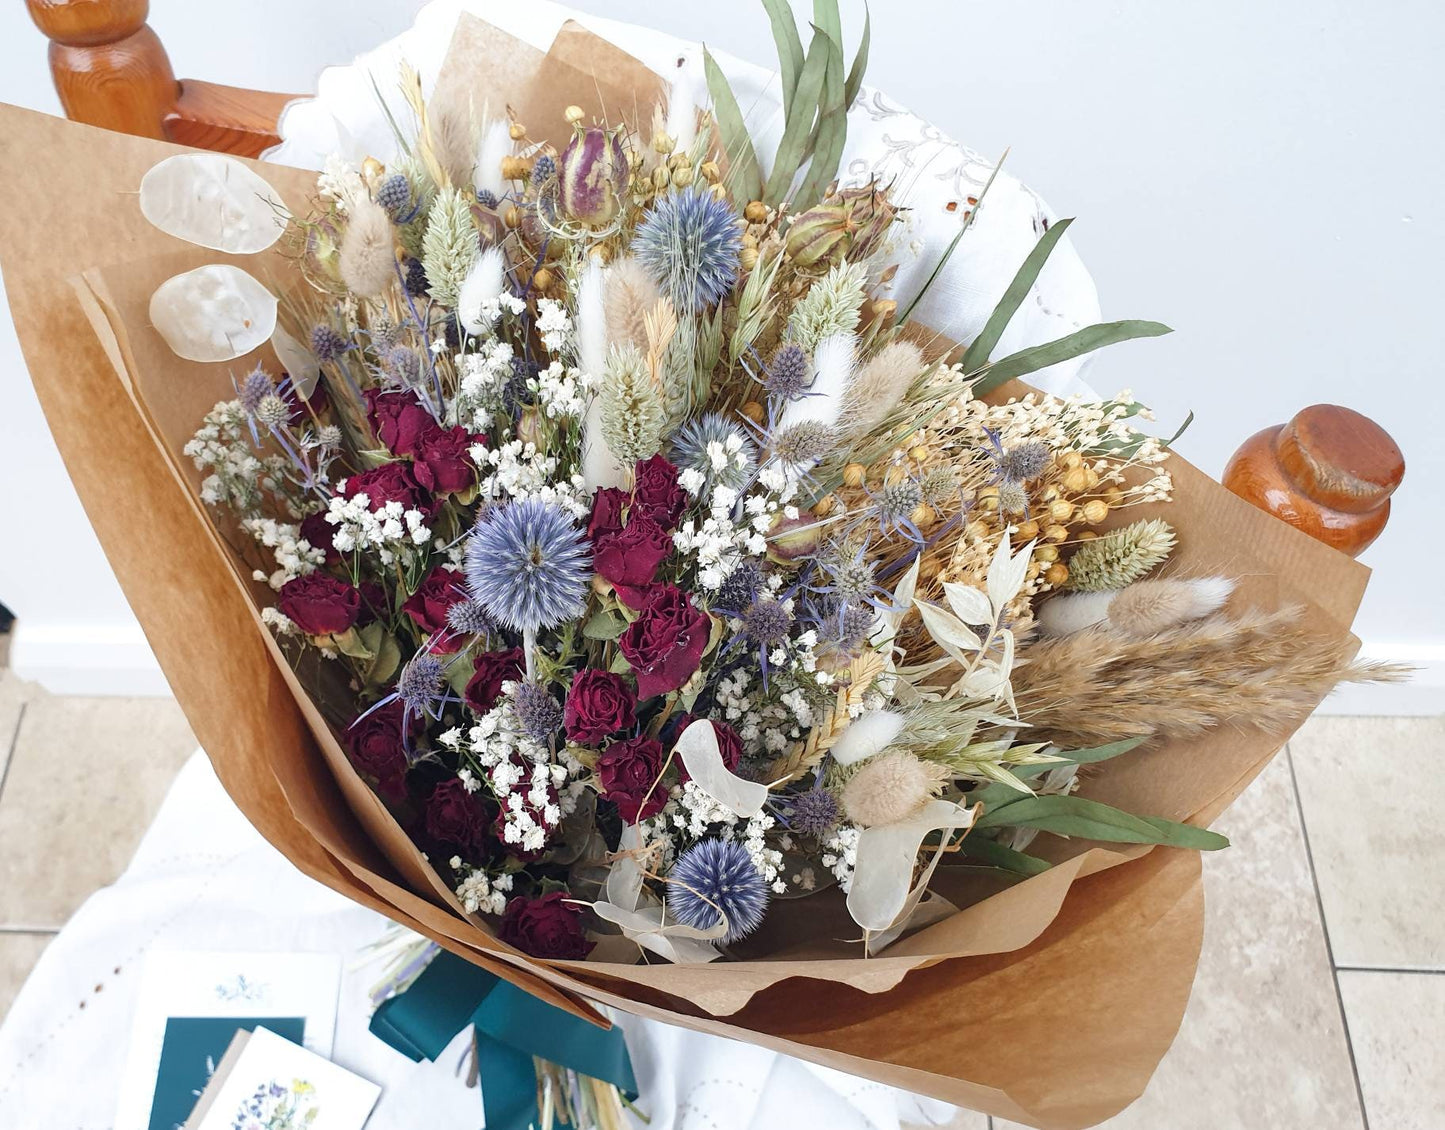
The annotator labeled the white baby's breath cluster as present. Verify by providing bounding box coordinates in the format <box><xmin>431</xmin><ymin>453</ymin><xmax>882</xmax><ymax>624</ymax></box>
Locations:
<box><xmin>821</xmin><ymin>824</ymin><xmax>862</xmax><ymax>892</ymax></box>
<box><xmin>451</xmin><ymin>859</ymin><xmax>514</xmax><ymax>915</ymax></box>
<box><xmin>464</xmin><ymin>700</ymin><xmax>583</xmax><ymax>854</ymax></box>
<box><xmin>533</xmin><ymin>361</ymin><xmax>592</xmax><ymax>420</ymax></box>
<box><xmin>185</xmin><ymin>400</ymin><xmax>270</xmax><ymax>512</ymax></box>
<box><xmin>317</xmin><ymin>153</ymin><xmax>365</xmax><ymax>213</ymax></box>
<box><xmin>535</xmin><ymin>298</ymin><xmax>572</xmax><ymax>354</ymax></box>
<box><xmin>242</xmin><ymin>518</ymin><xmax>325</xmax><ymax>590</ymax></box>
<box><xmin>260</xmin><ymin>606</ymin><xmax>300</xmax><ymax>637</ymax></box>
<box><xmin>472</xmin><ymin>439</ymin><xmax>589</xmax><ymax>519</ymax></box>
<box><xmin>323</xmin><ymin>490</ymin><xmax>432</xmax><ymax>566</ymax></box>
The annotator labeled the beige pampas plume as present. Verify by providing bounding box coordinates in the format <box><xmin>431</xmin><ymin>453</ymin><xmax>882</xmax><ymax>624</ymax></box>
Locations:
<box><xmin>337</xmin><ymin>197</ymin><xmax>395</xmax><ymax>299</ymax></box>
<box><xmin>841</xmin><ymin>340</ymin><xmax>925</xmax><ymax>440</ymax></box>
<box><xmin>603</xmin><ymin>257</ymin><xmax>662</xmax><ymax>352</ymax></box>
<box><xmin>1011</xmin><ymin>605</ymin><xmax>1409</xmax><ymax>748</ymax></box>
<box><xmin>429</xmin><ymin>101</ymin><xmax>479</xmax><ymax>193</ymax></box>
<box><xmin>1107</xmin><ymin>577</ymin><xmax>1234</xmax><ymax>637</ymax></box>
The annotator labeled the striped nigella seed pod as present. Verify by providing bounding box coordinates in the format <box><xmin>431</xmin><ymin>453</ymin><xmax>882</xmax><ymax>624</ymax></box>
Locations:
<box><xmin>557</xmin><ymin>126</ymin><xmax>627</xmax><ymax>227</ymax></box>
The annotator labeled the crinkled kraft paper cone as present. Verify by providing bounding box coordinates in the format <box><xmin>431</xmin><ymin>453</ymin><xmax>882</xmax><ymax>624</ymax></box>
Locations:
<box><xmin>0</xmin><ymin>18</ymin><xmax>1368</xmax><ymax>1129</ymax></box>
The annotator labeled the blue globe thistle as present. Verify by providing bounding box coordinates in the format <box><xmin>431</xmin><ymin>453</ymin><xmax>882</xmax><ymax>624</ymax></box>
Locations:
<box><xmin>764</xmin><ymin>344</ymin><xmax>810</xmax><ymax>400</ymax></box>
<box><xmin>633</xmin><ymin>187</ymin><xmax>742</xmax><ymax>313</ymax></box>
<box><xmin>997</xmin><ymin>440</ymin><xmax>1051</xmax><ymax>482</ymax></box>
<box><xmin>403</xmin><ymin>257</ymin><xmax>429</xmax><ymax>297</ymax></box>
<box><xmin>668</xmin><ymin>838</ymin><xmax>769</xmax><ymax>943</ymax></box>
<box><xmin>835</xmin><ymin>603</ymin><xmax>877</xmax><ymax>652</ymax></box>
<box><xmin>465</xmin><ymin>499</ymin><xmax>591</xmax><ymax>635</ymax></box>
<box><xmin>475</xmin><ymin>188</ymin><xmax>500</xmax><ymax>209</ymax></box>
<box><xmin>374</xmin><ymin>173</ymin><xmax>412</xmax><ymax>220</ymax></box>
<box><xmin>310</xmin><ymin>323</ymin><xmax>349</xmax><ymax>363</ymax></box>
<box><xmin>513</xmin><ymin>681</ymin><xmax>563</xmax><ymax>745</ymax></box>
<box><xmin>530</xmin><ymin>153</ymin><xmax>557</xmax><ymax>188</ymax></box>
<box><xmin>786</xmin><ymin>787</ymin><xmax>839</xmax><ymax>839</ymax></box>
<box><xmin>871</xmin><ymin>478</ymin><xmax>925</xmax><ymax>541</ymax></box>
<box><xmin>384</xmin><ymin>345</ymin><xmax>422</xmax><ymax>388</ymax></box>
<box><xmin>236</xmin><ymin>365</ymin><xmax>274</xmax><ymax>415</ymax></box>
<box><xmin>713</xmin><ymin>559</ymin><xmax>763</xmax><ymax>614</ymax></box>
<box><xmin>671</xmin><ymin>411</ymin><xmax>757</xmax><ymax>493</ymax></box>
<box><xmin>770</xmin><ymin>420</ymin><xmax>836</xmax><ymax>468</ymax></box>
<box><xmin>996</xmin><ymin>478</ymin><xmax>1030</xmax><ymax>516</ymax></box>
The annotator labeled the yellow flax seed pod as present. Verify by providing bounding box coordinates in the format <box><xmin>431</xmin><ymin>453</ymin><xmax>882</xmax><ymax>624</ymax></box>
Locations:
<box><xmin>1081</xmin><ymin>498</ymin><xmax>1110</xmax><ymax>524</ymax></box>
<box><xmin>745</xmin><ymin>200</ymin><xmax>769</xmax><ymax>224</ymax></box>
<box><xmin>741</xmin><ymin>400</ymin><xmax>766</xmax><ymax>425</ymax></box>
<box><xmin>509</xmin><ymin>122</ymin><xmax>526</xmax><ymax>140</ymax></box>
<box><xmin>503</xmin><ymin>205</ymin><xmax>521</xmax><ymax>229</ymax></box>
<box><xmin>918</xmin><ymin>555</ymin><xmax>943</xmax><ymax>583</ymax></box>
<box><xmin>1034</xmin><ymin>544</ymin><xmax>1059</xmax><ymax>563</ymax></box>
<box><xmin>651</xmin><ymin>166</ymin><xmax>671</xmax><ymax>191</ymax></box>
<box><xmin>1049</xmin><ymin>499</ymin><xmax>1075</xmax><ymax>523</ymax></box>
<box><xmin>911</xmin><ymin>503</ymin><xmax>937</xmax><ymax>531</ymax></box>
<box><xmin>1084</xmin><ymin>466</ymin><xmax>1101</xmax><ymax>489</ymax></box>
<box><xmin>700</xmin><ymin>160</ymin><xmax>722</xmax><ymax>184</ymax></box>
<box><xmin>1062</xmin><ymin>467</ymin><xmax>1090</xmax><ymax>493</ymax></box>
<box><xmin>1044</xmin><ymin>524</ymin><xmax>1069</xmax><ymax>543</ymax></box>
<box><xmin>1014</xmin><ymin>519</ymin><xmax>1040</xmax><ymax>541</ymax></box>
<box><xmin>652</xmin><ymin>131</ymin><xmax>675</xmax><ymax>155</ymax></box>
<box><xmin>532</xmin><ymin>266</ymin><xmax>555</xmax><ymax>293</ymax></box>
<box><xmin>966</xmin><ymin>518</ymin><xmax>990</xmax><ymax>542</ymax></box>
<box><xmin>909</xmin><ymin>444</ymin><xmax>931</xmax><ymax>463</ymax></box>
<box><xmin>1060</xmin><ymin>451</ymin><xmax>1084</xmax><ymax>470</ymax></box>
<box><xmin>1026</xmin><ymin>560</ymin><xmax>1041</xmax><ymax>580</ymax></box>
<box><xmin>843</xmin><ymin>462</ymin><xmax>867</xmax><ymax>489</ymax></box>
<box><xmin>813</xmin><ymin>495</ymin><xmax>836</xmax><ymax>517</ymax></box>
<box><xmin>671</xmin><ymin>164</ymin><xmax>696</xmax><ymax>188</ymax></box>
<box><xmin>739</xmin><ymin>247</ymin><xmax>759</xmax><ymax>270</ymax></box>
<box><xmin>564</xmin><ymin>105</ymin><xmax>586</xmax><ymax>125</ymax></box>
<box><xmin>1045</xmin><ymin>563</ymin><xmax>1070</xmax><ymax>586</ymax></box>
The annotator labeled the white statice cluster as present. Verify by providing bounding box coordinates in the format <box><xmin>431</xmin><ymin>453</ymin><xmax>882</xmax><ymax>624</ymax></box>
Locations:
<box><xmin>821</xmin><ymin>824</ymin><xmax>861</xmax><ymax>892</ymax></box>
<box><xmin>535</xmin><ymin>298</ymin><xmax>572</xmax><ymax>354</ymax></box>
<box><xmin>451</xmin><ymin>858</ymin><xmax>514</xmax><ymax>915</ymax></box>
<box><xmin>464</xmin><ymin>700</ymin><xmax>583</xmax><ymax>854</ymax></box>
<box><xmin>533</xmin><ymin>361</ymin><xmax>591</xmax><ymax>420</ymax></box>
<box><xmin>472</xmin><ymin>439</ymin><xmax>589</xmax><ymax>519</ymax></box>
<box><xmin>316</xmin><ymin>153</ymin><xmax>365</xmax><ymax>213</ymax></box>
<box><xmin>323</xmin><ymin>490</ymin><xmax>431</xmax><ymax>566</ymax></box>
<box><xmin>242</xmin><ymin>518</ymin><xmax>325</xmax><ymax>590</ymax></box>
<box><xmin>185</xmin><ymin>400</ymin><xmax>270</xmax><ymax>512</ymax></box>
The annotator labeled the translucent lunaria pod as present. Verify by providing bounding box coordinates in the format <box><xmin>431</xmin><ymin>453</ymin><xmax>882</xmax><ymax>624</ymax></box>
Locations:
<box><xmin>149</xmin><ymin>265</ymin><xmax>278</xmax><ymax>362</ymax></box>
<box><xmin>140</xmin><ymin>154</ymin><xmax>287</xmax><ymax>254</ymax></box>
<box><xmin>270</xmin><ymin>323</ymin><xmax>320</xmax><ymax>397</ymax></box>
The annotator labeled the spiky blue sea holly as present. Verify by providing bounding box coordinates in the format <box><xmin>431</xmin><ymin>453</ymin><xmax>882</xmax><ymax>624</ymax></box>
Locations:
<box><xmin>668</xmin><ymin>838</ymin><xmax>770</xmax><ymax>944</ymax></box>
<box><xmin>633</xmin><ymin>186</ymin><xmax>742</xmax><ymax>313</ymax></box>
<box><xmin>465</xmin><ymin>499</ymin><xmax>591</xmax><ymax>636</ymax></box>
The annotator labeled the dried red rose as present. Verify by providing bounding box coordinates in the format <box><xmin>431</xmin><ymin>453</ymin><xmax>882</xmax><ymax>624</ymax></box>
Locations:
<box><xmin>465</xmin><ymin>647</ymin><xmax>525</xmax><ymax>714</ymax></box>
<box><xmin>631</xmin><ymin>454</ymin><xmax>686</xmax><ymax>530</ymax></box>
<box><xmin>592</xmin><ymin>513</ymin><xmax>672</xmax><ymax>607</ymax></box>
<box><xmin>596</xmin><ymin>733</ymin><xmax>667</xmax><ymax>822</ymax></box>
<box><xmin>498</xmin><ymin>891</ymin><xmax>593</xmax><ymax>959</ymax></box>
<box><xmin>344</xmin><ymin>699</ymin><xmax>410</xmax><ymax>802</ymax></box>
<box><xmin>425</xmin><ymin>778</ymin><xmax>497</xmax><ymax>863</ymax></box>
<box><xmin>617</xmin><ymin>584</ymin><xmax>710</xmax><ymax>699</ymax></box>
<box><xmin>563</xmin><ymin>669</ymin><xmax>637</xmax><ymax>745</ymax></box>
<box><xmin>364</xmin><ymin>388</ymin><xmax>435</xmax><ymax>457</ymax></box>
<box><xmin>277</xmin><ymin>572</ymin><xmax>360</xmax><ymax>637</ymax></box>
<box><xmin>412</xmin><ymin>425</ymin><xmax>481</xmax><ymax>495</ymax></box>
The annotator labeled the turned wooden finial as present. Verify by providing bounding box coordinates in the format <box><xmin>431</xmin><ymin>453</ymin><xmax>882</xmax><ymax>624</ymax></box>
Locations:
<box><xmin>1222</xmin><ymin>404</ymin><xmax>1404</xmax><ymax>557</ymax></box>
<box><xmin>27</xmin><ymin>0</ymin><xmax>179</xmax><ymax>140</ymax></box>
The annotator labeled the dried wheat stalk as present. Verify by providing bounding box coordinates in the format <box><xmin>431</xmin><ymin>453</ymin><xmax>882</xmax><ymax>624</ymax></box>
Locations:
<box><xmin>768</xmin><ymin>652</ymin><xmax>886</xmax><ymax>784</ymax></box>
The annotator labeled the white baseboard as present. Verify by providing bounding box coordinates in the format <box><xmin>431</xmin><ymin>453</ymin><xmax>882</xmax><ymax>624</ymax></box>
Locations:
<box><xmin>1315</xmin><ymin>643</ymin><xmax>1445</xmax><ymax>716</ymax></box>
<box><xmin>9</xmin><ymin>621</ymin><xmax>172</xmax><ymax>697</ymax></box>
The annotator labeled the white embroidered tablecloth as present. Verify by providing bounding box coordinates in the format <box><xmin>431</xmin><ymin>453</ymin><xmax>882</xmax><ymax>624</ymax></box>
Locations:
<box><xmin>0</xmin><ymin>751</ymin><xmax>958</xmax><ymax>1129</ymax></box>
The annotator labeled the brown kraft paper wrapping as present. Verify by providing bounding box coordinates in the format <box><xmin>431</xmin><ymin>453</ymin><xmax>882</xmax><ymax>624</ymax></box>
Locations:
<box><xmin>0</xmin><ymin>16</ymin><xmax>1369</xmax><ymax>1127</ymax></box>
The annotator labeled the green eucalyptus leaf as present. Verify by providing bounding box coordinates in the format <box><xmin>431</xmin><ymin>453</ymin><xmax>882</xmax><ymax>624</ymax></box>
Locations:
<box><xmin>843</xmin><ymin>3</ymin><xmax>871</xmax><ymax>112</ymax></box>
<box><xmin>761</xmin><ymin>0</ymin><xmax>805</xmax><ymax>121</ymax></box>
<box><xmin>763</xmin><ymin>26</ymin><xmax>831</xmax><ymax>206</ymax></box>
<box><xmin>363</xmin><ymin>630</ymin><xmax>402</xmax><ymax>687</ymax></box>
<box><xmin>971</xmin><ymin>320</ymin><xmax>1173</xmax><ymax>396</ymax></box>
<box><xmin>334</xmin><ymin>625</ymin><xmax>376</xmax><ymax>661</ymax></box>
<box><xmin>583</xmin><ymin>609</ymin><xmax>627</xmax><ymax>641</ymax></box>
<box><xmin>960</xmin><ymin>218</ymin><xmax>1075</xmax><ymax>372</ymax></box>
<box><xmin>1056</xmin><ymin>737</ymin><xmax>1148</xmax><ymax>765</ymax></box>
<box><xmin>796</xmin><ymin>29</ymin><xmax>847</xmax><ymax>208</ymax></box>
<box><xmin>703</xmin><ymin>46</ymin><xmax>763</xmax><ymax>204</ymax></box>
<box><xmin>957</xmin><ymin>835</ymin><xmax>1052</xmax><ymax>876</ymax></box>
<box><xmin>976</xmin><ymin>794</ymin><xmax>1228</xmax><ymax>850</ymax></box>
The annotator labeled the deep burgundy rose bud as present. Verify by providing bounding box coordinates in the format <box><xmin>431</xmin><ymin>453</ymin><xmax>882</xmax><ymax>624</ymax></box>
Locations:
<box><xmin>342</xmin><ymin>462</ymin><xmax>432</xmax><ymax>516</ymax></box>
<box><xmin>498</xmin><ymin>891</ymin><xmax>593</xmax><ymax>959</ymax></box>
<box><xmin>403</xmin><ymin>567</ymin><xmax>466</xmax><ymax>650</ymax></box>
<box><xmin>345</xmin><ymin>699</ymin><xmax>410</xmax><ymax>802</ymax></box>
<box><xmin>425</xmin><ymin>778</ymin><xmax>497</xmax><ymax>863</ymax></box>
<box><xmin>617</xmin><ymin>584</ymin><xmax>710</xmax><ymax>699</ymax></box>
<box><xmin>585</xmin><ymin>487</ymin><xmax>629</xmax><ymax>544</ymax></box>
<box><xmin>596</xmin><ymin>734</ymin><xmax>667</xmax><ymax>822</ymax></box>
<box><xmin>364</xmin><ymin>388</ymin><xmax>436</xmax><ymax>457</ymax></box>
<box><xmin>592</xmin><ymin>513</ymin><xmax>672</xmax><ymax>608</ymax></box>
<box><xmin>631</xmin><ymin>455</ymin><xmax>686</xmax><ymax>530</ymax></box>
<box><xmin>672</xmin><ymin>714</ymin><xmax>744</xmax><ymax>783</ymax></box>
<box><xmin>564</xmin><ymin>669</ymin><xmax>637</xmax><ymax>745</ymax></box>
<box><xmin>299</xmin><ymin>511</ymin><xmax>338</xmax><ymax>563</ymax></box>
<box><xmin>465</xmin><ymin>647</ymin><xmax>525</xmax><ymax>714</ymax></box>
<box><xmin>363</xmin><ymin>387</ymin><xmax>431</xmax><ymax>455</ymax></box>
<box><xmin>277</xmin><ymin>572</ymin><xmax>361</xmax><ymax>637</ymax></box>
<box><xmin>412</xmin><ymin>425</ymin><xmax>481</xmax><ymax>495</ymax></box>
<box><xmin>557</xmin><ymin>126</ymin><xmax>628</xmax><ymax>228</ymax></box>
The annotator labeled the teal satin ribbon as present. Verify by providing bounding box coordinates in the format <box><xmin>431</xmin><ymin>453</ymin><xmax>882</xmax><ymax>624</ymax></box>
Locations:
<box><xmin>369</xmin><ymin>950</ymin><xmax>636</xmax><ymax>1130</ymax></box>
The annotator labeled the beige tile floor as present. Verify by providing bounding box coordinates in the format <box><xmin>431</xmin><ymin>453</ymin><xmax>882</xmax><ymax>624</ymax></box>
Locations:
<box><xmin>0</xmin><ymin>655</ymin><xmax>1440</xmax><ymax>1128</ymax></box>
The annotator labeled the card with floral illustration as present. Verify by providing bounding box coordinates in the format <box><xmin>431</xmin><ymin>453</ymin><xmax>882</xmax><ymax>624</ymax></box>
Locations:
<box><xmin>115</xmin><ymin>951</ymin><xmax>342</xmax><ymax>1130</ymax></box>
<box><xmin>185</xmin><ymin>1026</ymin><xmax>380</xmax><ymax>1130</ymax></box>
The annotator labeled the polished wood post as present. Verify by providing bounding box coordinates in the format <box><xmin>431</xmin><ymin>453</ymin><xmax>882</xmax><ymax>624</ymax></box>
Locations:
<box><xmin>27</xmin><ymin>0</ymin><xmax>179</xmax><ymax>140</ymax></box>
<box><xmin>1223</xmin><ymin>404</ymin><xmax>1404</xmax><ymax>557</ymax></box>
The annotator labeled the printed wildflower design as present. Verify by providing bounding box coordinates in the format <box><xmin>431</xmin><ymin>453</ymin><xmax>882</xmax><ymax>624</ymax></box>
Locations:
<box><xmin>212</xmin><ymin>974</ymin><xmax>268</xmax><ymax>1003</ymax></box>
<box><xmin>230</xmin><ymin>1078</ymin><xmax>318</xmax><ymax>1130</ymax></box>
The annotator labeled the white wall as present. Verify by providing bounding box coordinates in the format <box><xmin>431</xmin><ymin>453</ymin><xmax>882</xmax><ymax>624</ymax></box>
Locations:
<box><xmin>1</xmin><ymin>0</ymin><xmax>1440</xmax><ymax>707</ymax></box>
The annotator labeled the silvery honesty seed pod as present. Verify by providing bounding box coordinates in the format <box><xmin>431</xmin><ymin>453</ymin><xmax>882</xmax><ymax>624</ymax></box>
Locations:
<box><xmin>557</xmin><ymin>126</ymin><xmax>628</xmax><ymax>227</ymax></box>
<box><xmin>785</xmin><ymin>180</ymin><xmax>898</xmax><ymax>268</ymax></box>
